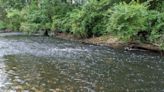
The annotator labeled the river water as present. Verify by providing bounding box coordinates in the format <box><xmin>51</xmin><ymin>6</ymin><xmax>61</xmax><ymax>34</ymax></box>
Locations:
<box><xmin>0</xmin><ymin>34</ymin><xmax>163</xmax><ymax>92</ymax></box>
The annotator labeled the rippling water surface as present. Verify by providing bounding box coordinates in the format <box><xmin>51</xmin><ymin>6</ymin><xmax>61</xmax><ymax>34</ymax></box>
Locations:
<box><xmin>0</xmin><ymin>34</ymin><xmax>163</xmax><ymax>92</ymax></box>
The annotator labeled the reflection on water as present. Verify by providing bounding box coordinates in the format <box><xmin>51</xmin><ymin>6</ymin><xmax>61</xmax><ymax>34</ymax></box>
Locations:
<box><xmin>0</xmin><ymin>35</ymin><xmax>163</xmax><ymax>91</ymax></box>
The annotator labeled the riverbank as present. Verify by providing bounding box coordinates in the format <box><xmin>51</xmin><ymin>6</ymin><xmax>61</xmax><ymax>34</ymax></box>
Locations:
<box><xmin>54</xmin><ymin>33</ymin><xmax>164</xmax><ymax>55</ymax></box>
<box><xmin>0</xmin><ymin>32</ymin><xmax>163</xmax><ymax>55</ymax></box>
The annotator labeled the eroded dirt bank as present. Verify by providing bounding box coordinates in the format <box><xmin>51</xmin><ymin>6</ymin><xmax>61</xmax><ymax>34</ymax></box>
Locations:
<box><xmin>54</xmin><ymin>33</ymin><xmax>164</xmax><ymax>55</ymax></box>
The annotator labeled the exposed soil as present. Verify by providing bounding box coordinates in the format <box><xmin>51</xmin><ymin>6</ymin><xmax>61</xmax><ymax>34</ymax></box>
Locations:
<box><xmin>54</xmin><ymin>33</ymin><xmax>164</xmax><ymax>55</ymax></box>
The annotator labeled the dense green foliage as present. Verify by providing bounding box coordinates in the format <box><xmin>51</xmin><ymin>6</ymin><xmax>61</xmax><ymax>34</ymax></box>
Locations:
<box><xmin>106</xmin><ymin>2</ymin><xmax>149</xmax><ymax>41</ymax></box>
<box><xmin>0</xmin><ymin>0</ymin><xmax>164</xmax><ymax>48</ymax></box>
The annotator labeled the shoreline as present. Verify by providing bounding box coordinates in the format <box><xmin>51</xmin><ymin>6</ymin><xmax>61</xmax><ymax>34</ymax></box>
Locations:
<box><xmin>0</xmin><ymin>32</ymin><xmax>163</xmax><ymax>55</ymax></box>
<box><xmin>54</xmin><ymin>33</ymin><xmax>164</xmax><ymax>55</ymax></box>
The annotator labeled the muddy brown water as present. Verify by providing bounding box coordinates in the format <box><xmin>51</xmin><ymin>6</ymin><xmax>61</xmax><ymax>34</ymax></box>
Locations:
<box><xmin>0</xmin><ymin>34</ymin><xmax>163</xmax><ymax>92</ymax></box>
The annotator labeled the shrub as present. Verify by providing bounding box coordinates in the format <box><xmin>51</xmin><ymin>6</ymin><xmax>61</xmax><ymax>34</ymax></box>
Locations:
<box><xmin>20</xmin><ymin>22</ymin><xmax>40</xmax><ymax>34</ymax></box>
<box><xmin>0</xmin><ymin>20</ymin><xmax>6</xmax><ymax>30</ymax></box>
<box><xmin>106</xmin><ymin>1</ymin><xmax>149</xmax><ymax>41</ymax></box>
<box><xmin>6</xmin><ymin>9</ymin><xmax>22</xmax><ymax>31</ymax></box>
<box><xmin>68</xmin><ymin>9</ymin><xmax>87</xmax><ymax>38</ymax></box>
<box><xmin>52</xmin><ymin>15</ymin><xmax>65</xmax><ymax>31</ymax></box>
<box><xmin>67</xmin><ymin>0</ymin><xmax>108</xmax><ymax>38</ymax></box>
<box><xmin>148</xmin><ymin>11</ymin><xmax>164</xmax><ymax>49</ymax></box>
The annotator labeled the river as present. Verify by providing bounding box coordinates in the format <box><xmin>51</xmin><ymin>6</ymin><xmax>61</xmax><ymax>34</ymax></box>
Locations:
<box><xmin>0</xmin><ymin>34</ymin><xmax>163</xmax><ymax>92</ymax></box>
